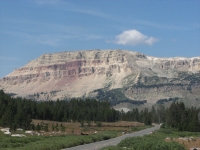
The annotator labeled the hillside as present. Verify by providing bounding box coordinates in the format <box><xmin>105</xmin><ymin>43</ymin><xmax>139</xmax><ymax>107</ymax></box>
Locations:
<box><xmin>0</xmin><ymin>49</ymin><xmax>200</xmax><ymax>105</ymax></box>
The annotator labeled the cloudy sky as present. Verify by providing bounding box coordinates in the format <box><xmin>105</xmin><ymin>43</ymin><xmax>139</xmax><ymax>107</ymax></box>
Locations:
<box><xmin>0</xmin><ymin>0</ymin><xmax>200</xmax><ymax>77</ymax></box>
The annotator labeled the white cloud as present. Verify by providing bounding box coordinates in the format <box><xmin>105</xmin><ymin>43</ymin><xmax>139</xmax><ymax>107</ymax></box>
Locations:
<box><xmin>114</xmin><ymin>29</ymin><xmax>158</xmax><ymax>46</ymax></box>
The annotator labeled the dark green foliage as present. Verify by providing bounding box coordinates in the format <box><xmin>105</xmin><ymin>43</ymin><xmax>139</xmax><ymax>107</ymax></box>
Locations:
<box><xmin>122</xmin><ymin>101</ymin><xmax>200</xmax><ymax>132</ymax></box>
<box><xmin>101</xmin><ymin>136</ymin><xmax>186</xmax><ymax>150</ymax></box>
<box><xmin>0</xmin><ymin>89</ymin><xmax>199</xmax><ymax>133</ymax></box>
<box><xmin>178</xmin><ymin>71</ymin><xmax>200</xmax><ymax>84</ymax></box>
<box><xmin>157</xmin><ymin>105</ymin><xmax>166</xmax><ymax>123</ymax></box>
<box><xmin>156</xmin><ymin>97</ymin><xmax>179</xmax><ymax>104</ymax></box>
<box><xmin>96</xmin><ymin>121</ymin><xmax>102</xmax><ymax>127</ymax></box>
<box><xmin>133</xmin><ymin>72</ymin><xmax>200</xmax><ymax>96</ymax></box>
<box><xmin>0</xmin><ymin>135</ymin><xmax>42</xmax><ymax>149</ymax></box>
<box><xmin>157</xmin><ymin>128</ymin><xmax>200</xmax><ymax>138</ymax></box>
<box><xmin>135</xmin><ymin>76</ymin><xmax>177</xmax><ymax>89</ymax></box>
<box><xmin>165</xmin><ymin>102</ymin><xmax>200</xmax><ymax>132</ymax></box>
<box><xmin>0</xmin><ymin>90</ymin><xmax>120</xmax><ymax>129</ymax></box>
<box><xmin>101</xmin><ymin>128</ymin><xmax>200</xmax><ymax>150</ymax></box>
<box><xmin>0</xmin><ymin>90</ymin><xmax>32</xmax><ymax>130</ymax></box>
<box><xmin>36</xmin><ymin>123</ymin><xmax>41</xmax><ymax>131</ymax></box>
<box><xmin>0</xmin><ymin>131</ymin><xmax>117</xmax><ymax>150</ymax></box>
<box><xmin>30</xmin><ymin>123</ymin><xmax>35</xmax><ymax>130</ymax></box>
<box><xmin>121</xmin><ymin>107</ymin><xmax>153</xmax><ymax>125</ymax></box>
<box><xmin>119</xmin><ymin>137</ymin><xmax>185</xmax><ymax>150</ymax></box>
<box><xmin>94</xmin><ymin>88</ymin><xmax>147</xmax><ymax>105</ymax></box>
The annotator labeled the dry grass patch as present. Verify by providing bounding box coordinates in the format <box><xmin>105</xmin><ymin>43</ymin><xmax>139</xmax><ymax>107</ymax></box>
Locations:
<box><xmin>166</xmin><ymin>137</ymin><xmax>200</xmax><ymax>150</ymax></box>
<box><xmin>31</xmin><ymin>120</ymin><xmax>144</xmax><ymax>136</ymax></box>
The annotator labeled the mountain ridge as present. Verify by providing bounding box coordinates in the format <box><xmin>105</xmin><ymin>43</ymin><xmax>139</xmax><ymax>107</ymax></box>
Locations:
<box><xmin>0</xmin><ymin>49</ymin><xmax>200</xmax><ymax>105</ymax></box>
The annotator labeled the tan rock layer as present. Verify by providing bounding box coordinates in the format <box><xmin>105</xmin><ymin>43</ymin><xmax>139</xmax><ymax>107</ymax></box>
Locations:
<box><xmin>0</xmin><ymin>49</ymin><xmax>199</xmax><ymax>102</ymax></box>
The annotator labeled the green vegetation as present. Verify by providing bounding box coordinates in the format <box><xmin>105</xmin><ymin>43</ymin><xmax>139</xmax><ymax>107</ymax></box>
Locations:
<box><xmin>101</xmin><ymin>128</ymin><xmax>200</xmax><ymax>150</ymax></box>
<box><xmin>132</xmin><ymin>72</ymin><xmax>200</xmax><ymax>94</ymax></box>
<box><xmin>1</xmin><ymin>89</ymin><xmax>200</xmax><ymax>150</ymax></box>
<box><xmin>156</xmin><ymin>97</ymin><xmax>179</xmax><ymax>104</ymax></box>
<box><xmin>165</xmin><ymin>102</ymin><xmax>200</xmax><ymax>132</ymax></box>
<box><xmin>94</xmin><ymin>88</ymin><xmax>146</xmax><ymax>105</ymax></box>
<box><xmin>0</xmin><ymin>90</ymin><xmax>120</xmax><ymax>130</ymax></box>
<box><xmin>0</xmin><ymin>89</ymin><xmax>162</xmax><ymax>131</ymax></box>
<box><xmin>101</xmin><ymin>137</ymin><xmax>185</xmax><ymax>150</ymax></box>
<box><xmin>158</xmin><ymin>128</ymin><xmax>200</xmax><ymax>138</ymax></box>
<box><xmin>0</xmin><ymin>131</ymin><xmax>117</xmax><ymax>150</ymax></box>
<box><xmin>178</xmin><ymin>71</ymin><xmax>200</xmax><ymax>84</ymax></box>
<box><xmin>101</xmin><ymin>139</ymin><xmax>185</xmax><ymax>150</ymax></box>
<box><xmin>131</xmin><ymin>125</ymin><xmax>152</xmax><ymax>132</ymax></box>
<box><xmin>2</xmin><ymin>89</ymin><xmax>199</xmax><ymax>131</ymax></box>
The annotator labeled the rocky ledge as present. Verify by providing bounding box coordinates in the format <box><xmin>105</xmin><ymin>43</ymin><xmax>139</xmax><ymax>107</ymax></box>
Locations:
<box><xmin>0</xmin><ymin>49</ymin><xmax>200</xmax><ymax>104</ymax></box>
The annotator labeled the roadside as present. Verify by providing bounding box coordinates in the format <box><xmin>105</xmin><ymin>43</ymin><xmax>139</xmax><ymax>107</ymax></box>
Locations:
<box><xmin>63</xmin><ymin>124</ymin><xmax>160</xmax><ymax>150</ymax></box>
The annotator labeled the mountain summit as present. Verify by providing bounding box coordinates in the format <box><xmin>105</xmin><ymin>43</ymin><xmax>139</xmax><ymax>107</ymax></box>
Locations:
<box><xmin>0</xmin><ymin>49</ymin><xmax>200</xmax><ymax>104</ymax></box>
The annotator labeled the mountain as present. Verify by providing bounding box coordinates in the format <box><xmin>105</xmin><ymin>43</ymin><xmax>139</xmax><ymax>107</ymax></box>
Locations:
<box><xmin>0</xmin><ymin>49</ymin><xmax>200</xmax><ymax>105</ymax></box>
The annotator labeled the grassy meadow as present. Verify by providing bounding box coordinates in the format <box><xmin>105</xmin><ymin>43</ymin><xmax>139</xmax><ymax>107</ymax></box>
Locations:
<box><xmin>101</xmin><ymin>128</ymin><xmax>200</xmax><ymax>150</ymax></box>
<box><xmin>0</xmin><ymin>120</ymin><xmax>144</xmax><ymax>150</ymax></box>
<box><xmin>0</xmin><ymin>130</ymin><xmax>117</xmax><ymax>150</ymax></box>
<box><xmin>1</xmin><ymin>120</ymin><xmax>200</xmax><ymax>150</ymax></box>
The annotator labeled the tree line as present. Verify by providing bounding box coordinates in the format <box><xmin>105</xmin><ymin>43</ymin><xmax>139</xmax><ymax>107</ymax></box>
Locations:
<box><xmin>0</xmin><ymin>90</ymin><xmax>119</xmax><ymax>131</ymax></box>
<box><xmin>164</xmin><ymin>101</ymin><xmax>200</xmax><ymax>132</ymax></box>
<box><xmin>0</xmin><ymin>89</ymin><xmax>200</xmax><ymax>132</ymax></box>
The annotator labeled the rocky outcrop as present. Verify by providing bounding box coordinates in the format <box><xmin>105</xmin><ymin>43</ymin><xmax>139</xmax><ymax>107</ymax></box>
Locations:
<box><xmin>0</xmin><ymin>49</ymin><xmax>200</xmax><ymax>104</ymax></box>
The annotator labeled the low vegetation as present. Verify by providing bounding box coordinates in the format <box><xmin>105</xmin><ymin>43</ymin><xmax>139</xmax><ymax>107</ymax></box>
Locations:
<box><xmin>156</xmin><ymin>97</ymin><xmax>179</xmax><ymax>104</ymax></box>
<box><xmin>1</xmin><ymin>89</ymin><xmax>200</xmax><ymax>149</ymax></box>
<box><xmin>94</xmin><ymin>88</ymin><xmax>147</xmax><ymax>105</ymax></box>
<box><xmin>0</xmin><ymin>130</ymin><xmax>117</xmax><ymax>150</ymax></box>
<box><xmin>101</xmin><ymin>128</ymin><xmax>200</xmax><ymax>150</ymax></box>
<box><xmin>0</xmin><ymin>121</ymin><xmax>146</xmax><ymax>150</ymax></box>
<box><xmin>1</xmin><ymin>89</ymin><xmax>200</xmax><ymax>132</ymax></box>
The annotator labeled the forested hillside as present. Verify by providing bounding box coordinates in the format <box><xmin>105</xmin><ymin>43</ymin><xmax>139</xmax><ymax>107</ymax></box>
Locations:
<box><xmin>0</xmin><ymin>89</ymin><xmax>200</xmax><ymax>132</ymax></box>
<box><xmin>0</xmin><ymin>90</ymin><xmax>119</xmax><ymax>131</ymax></box>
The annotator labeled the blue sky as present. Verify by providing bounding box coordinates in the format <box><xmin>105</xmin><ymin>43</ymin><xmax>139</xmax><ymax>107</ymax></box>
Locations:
<box><xmin>0</xmin><ymin>0</ymin><xmax>200</xmax><ymax>78</ymax></box>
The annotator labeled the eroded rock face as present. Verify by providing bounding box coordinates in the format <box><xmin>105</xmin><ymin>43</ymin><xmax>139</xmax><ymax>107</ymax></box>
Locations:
<box><xmin>0</xmin><ymin>49</ymin><xmax>200</xmax><ymax>103</ymax></box>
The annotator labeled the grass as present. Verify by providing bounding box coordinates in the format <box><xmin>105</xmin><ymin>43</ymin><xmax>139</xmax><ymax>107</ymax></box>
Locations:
<box><xmin>157</xmin><ymin>128</ymin><xmax>200</xmax><ymax>138</ymax></box>
<box><xmin>2</xmin><ymin>124</ymin><xmax>199</xmax><ymax>150</ymax></box>
<box><xmin>131</xmin><ymin>125</ymin><xmax>152</xmax><ymax>132</ymax></box>
<box><xmin>101</xmin><ymin>128</ymin><xmax>200</xmax><ymax>150</ymax></box>
<box><xmin>101</xmin><ymin>136</ymin><xmax>187</xmax><ymax>150</ymax></box>
<box><xmin>0</xmin><ymin>120</ymin><xmax>146</xmax><ymax>150</ymax></box>
<box><xmin>0</xmin><ymin>131</ymin><xmax>117</xmax><ymax>150</ymax></box>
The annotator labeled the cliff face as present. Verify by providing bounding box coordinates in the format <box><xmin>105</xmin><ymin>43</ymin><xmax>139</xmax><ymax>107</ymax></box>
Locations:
<box><xmin>0</xmin><ymin>49</ymin><xmax>200</xmax><ymax>103</ymax></box>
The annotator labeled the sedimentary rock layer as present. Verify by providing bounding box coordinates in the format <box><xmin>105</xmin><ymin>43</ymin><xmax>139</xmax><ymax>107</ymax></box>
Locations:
<box><xmin>0</xmin><ymin>49</ymin><xmax>199</xmax><ymax>103</ymax></box>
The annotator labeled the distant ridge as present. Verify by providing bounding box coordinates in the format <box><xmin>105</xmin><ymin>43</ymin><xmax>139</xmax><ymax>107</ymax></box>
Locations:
<box><xmin>0</xmin><ymin>49</ymin><xmax>200</xmax><ymax>106</ymax></box>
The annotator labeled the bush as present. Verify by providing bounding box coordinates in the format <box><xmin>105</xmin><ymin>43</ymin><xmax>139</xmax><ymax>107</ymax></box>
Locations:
<box><xmin>102</xmin><ymin>136</ymin><xmax>186</xmax><ymax>150</ymax></box>
<box><xmin>101</xmin><ymin>128</ymin><xmax>189</xmax><ymax>150</ymax></box>
<box><xmin>0</xmin><ymin>131</ymin><xmax>117</xmax><ymax>150</ymax></box>
<box><xmin>158</xmin><ymin>128</ymin><xmax>172</xmax><ymax>134</ymax></box>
